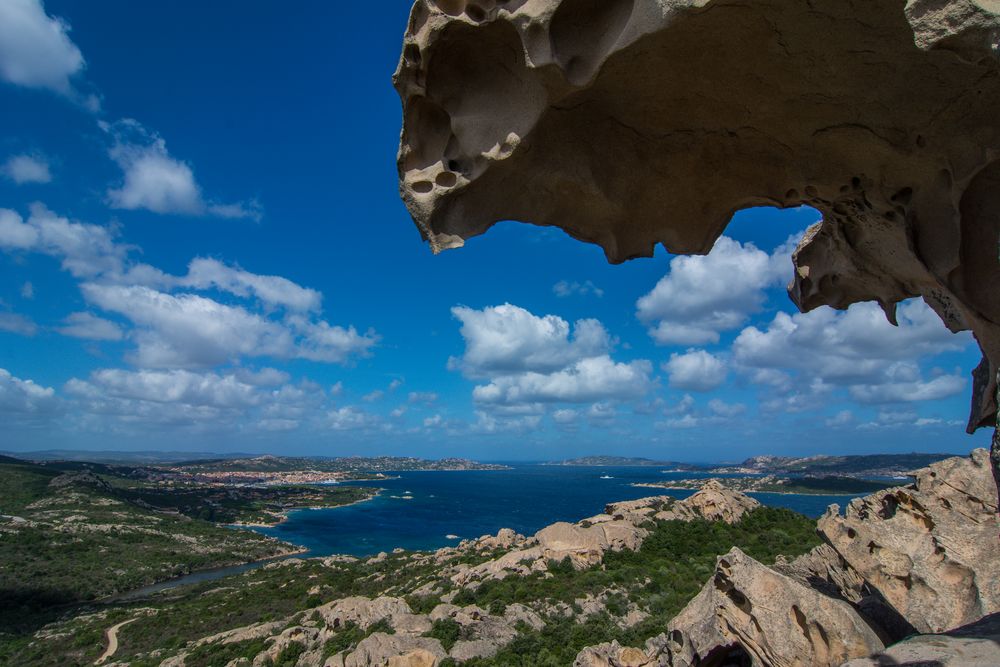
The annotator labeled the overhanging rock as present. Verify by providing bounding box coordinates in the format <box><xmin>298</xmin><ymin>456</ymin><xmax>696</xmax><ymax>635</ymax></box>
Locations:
<box><xmin>393</xmin><ymin>0</ymin><xmax>1000</xmax><ymax>431</ymax></box>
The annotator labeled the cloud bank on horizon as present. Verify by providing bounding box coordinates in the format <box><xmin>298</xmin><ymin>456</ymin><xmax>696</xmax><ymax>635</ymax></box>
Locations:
<box><xmin>0</xmin><ymin>0</ymin><xmax>984</xmax><ymax>460</ymax></box>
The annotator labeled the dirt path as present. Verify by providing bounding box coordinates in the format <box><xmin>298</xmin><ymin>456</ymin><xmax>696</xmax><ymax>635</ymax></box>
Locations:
<box><xmin>94</xmin><ymin>617</ymin><xmax>137</xmax><ymax>665</ymax></box>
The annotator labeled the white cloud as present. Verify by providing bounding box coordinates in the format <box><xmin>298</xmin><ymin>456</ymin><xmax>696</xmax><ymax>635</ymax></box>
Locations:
<box><xmin>0</xmin><ymin>367</ymin><xmax>57</xmax><ymax>414</ymax></box>
<box><xmin>471</xmin><ymin>410</ymin><xmax>541</xmax><ymax>434</ymax></box>
<box><xmin>825</xmin><ymin>410</ymin><xmax>854</xmax><ymax>427</ymax></box>
<box><xmin>451</xmin><ymin>304</ymin><xmax>610</xmax><ymax>377</ymax></box>
<box><xmin>0</xmin><ymin>0</ymin><xmax>85</xmax><ymax>97</ymax></box>
<box><xmin>21</xmin><ymin>282</ymin><xmax>34</xmax><ymax>299</ymax></box>
<box><xmin>552</xmin><ymin>408</ymin><xmax>578</xmax><ymax>424</ymax></box>
<box><xmin>472</xmin><ymin>355</ymin><xmax>652</xmax><ymax>406</ymax></box>
<box><xmin>3</xmin><ymin>154</ymin><xmax>52</xmax><ymax>184</ymax></box>
<box><xmin>233</xmin><ymin>367</ymin><xmax>290</xmax><ymax>387</ymax></box>
<box><xmin>362</xmin><ymin>390</ymin><xmax>384</xmax><ymax>402</ymax></box>
<box><xmin>733</xmin><ymin>299</ymin><xmax>971</xmax><ymax>404</ymax></box>
<box><xmin>80</xmin><ymin>283</ymin><xmax>376</xmax><ymax>368</ymax></box>
<box><xmin>553</xmin><ymin>280</ymin><xmax>604</xmax><ymax>298</ymax></box>
<box><xmin>0</xmin><ymin>205</ymin><xmax>125</xmax><ymax>278</ymax></box>
<box><xmin>707</xmin><ymin>398</ymin><xmax>746</xmax><ymax>418</ymax></box>
<box><xmin>637</xmin><ymin>235</ymin><xmax>798</xmax><ymax>345</ymax></box>
<box><xmin>325</xmin><ymin>406</ymin><xmax>377</xmax><ymax>431</ymax></box>
<box><xmin>848</xmin><ymin>373</ymin><xmax>966</xmax><ymax>403</ymax></box>
<box><xmin>57</xmin><ymin>312</ymin><xmax>122</xmax><ymax>341</ymax></box>
<box><xmin>663</xmin><ymin>349</ymin><xmax>727</xmax><ymax>392</ymax></box>
<box><xmin>181</xmin><ymin>257</ymin><xmax>321</xmax><ymax>312</ymax></box>
<box><xmin>103</xmin><ymin>120</ymin><xmax>261</xmax><ymax>220</ymax></box>
<box><xmin>67</xmin><ymin>368</ymin><xmax>261</xmax><ymax>409</ymax></box>
<box><xmin>389</xmin><ymin>378</ymin><xmax>404</xmax><ymax>391</ymax></box>
<box><xmin>0</xmin><ymin>312</ymin><xmax>38</xmax><ymax>336</ymax></box>
<box><xmin>452</xmin><ymin>304</ymin><xmax>654</xmax><ymax>413</ymax></box>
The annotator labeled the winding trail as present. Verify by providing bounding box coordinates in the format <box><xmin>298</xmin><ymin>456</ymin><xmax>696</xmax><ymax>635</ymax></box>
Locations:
<box><xmin>94</xmin><ymin>617</ymin><xmax>137</xmax><ymax>665</ymax></box>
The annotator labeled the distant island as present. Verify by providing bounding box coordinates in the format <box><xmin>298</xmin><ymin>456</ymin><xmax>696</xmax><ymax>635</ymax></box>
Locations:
<box><xmin>634</xmin><ymin>475</ymin><xmax>897</xmax><ymax>496</ymax></box>
<box><xmin>545</xmin><ymin>455</ymin><xmax>702</xmax><ymax>469</ymax></box>
<box><xmin>171</xmin><ymin>455</ymin><xmax>511</xmax><ymax>476</ymax></box>
<box><xmin>712</xmin><ymin>452</ymin><xmax>955</xmax><ymax>477</ymax></box>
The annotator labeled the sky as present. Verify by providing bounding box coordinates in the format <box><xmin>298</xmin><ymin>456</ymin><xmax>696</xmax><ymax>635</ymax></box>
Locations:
<box><xmin>0</xmin><ymin>0</ymin><xmax>989</xmax><ymax>462</ymax></box>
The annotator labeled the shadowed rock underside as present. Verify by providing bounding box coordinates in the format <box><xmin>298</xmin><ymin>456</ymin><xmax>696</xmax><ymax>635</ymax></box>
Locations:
<box><xmin>393</xmin><ymin>0</ymin><xmax>1000</xmax><ymax>433</ymax></box>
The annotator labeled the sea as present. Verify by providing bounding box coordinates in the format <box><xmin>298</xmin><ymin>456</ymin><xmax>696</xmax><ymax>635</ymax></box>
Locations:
<box><xmin>246</xmin><ymin>465</ymin><xmax>861</xmax><ymax>558</ymax></box>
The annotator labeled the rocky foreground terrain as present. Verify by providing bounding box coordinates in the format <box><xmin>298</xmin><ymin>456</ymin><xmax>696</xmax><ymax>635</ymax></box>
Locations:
<box><xmin>18</xmin><ymin>449</ymin><xmax>992</xmax><ymax>666</ymax></box>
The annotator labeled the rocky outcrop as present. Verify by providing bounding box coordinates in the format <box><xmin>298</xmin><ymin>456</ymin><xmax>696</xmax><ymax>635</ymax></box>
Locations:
<box><xmin>575</xmin><ymin>640</ymin><xmax>656</xmax><ymax>667</ymax></box>
<box><xmin>660</xmin><ymin>547</ymin><xmax>885</xmax><ymax>667</ymax></box>
<box><xmin>330</xmin><ymin>633</ymin><xmax>447</xmax><ymax>667</ymax></box>
<box><xmin>318</xmin><ymin>596</ymin><xmax>431</xmax><ymax>635</ymax></box>
<box><xmin>536</xmin><ymin>519</ymin><xmax>648</xmax><ymax>568</ymax></box>
<box><xmin>394</xmin><ymin>0</ymin><xmax>1000</xmax><ymax>434</ymax></box>
<box><xmin>818</xmin><ymin>448</ymin><xmax>1000</xmax><ymax>634</ymax></box>
<box><xmin>841</xmin><ymin>612</ymin><xmax>1000</xmax><ymax>667</ymax></box>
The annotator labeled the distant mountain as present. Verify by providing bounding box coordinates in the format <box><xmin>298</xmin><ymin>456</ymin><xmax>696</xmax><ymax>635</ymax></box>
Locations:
<box><xmin>714</xmin><ymin>452</ymin><xmax>956</xmax><ymax>476</ymax></box>
<box><xmin>546</xmin><ymin>456</ymin><xmax>702</xmax><ymax>469</ymax></box>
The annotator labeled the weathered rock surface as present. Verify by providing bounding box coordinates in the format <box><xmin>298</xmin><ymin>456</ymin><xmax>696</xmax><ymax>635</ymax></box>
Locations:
<box><xmin>336</xmin><ymin>633</ymin><xmax>447</xmax><ymax>667</ymax></box>
<box><xmin>575</xmin><ymin>640</ymin><xmax>656</xmax><ymax>667</ymax></box>
<box><xmin>394</xmin><ymin>0</ymin><xmax>1000</xmax><ymax>431</ymax></box>
<box><xmin>319</xmin><ymin>596</ymin><xmax>431</xmax><ymax>635</ymax></box>
<box><xmin>536</xmin><ymin>519</ymin><xmax>648</xmax><ymax>567</ymax></box>
<box><xmin>818</xmin><ymin>448</ymin><xmax>1000</xmax><ymax>633</ymax></box>
<box><xmin>662</xmin><ymin>547</ymin><xmax>885</xmax><ymax>666</ymax></box>
<box><xmin>840</xmin><ymin>612</ymin><xmax>1000</xmax><ymax>667</ymax></box>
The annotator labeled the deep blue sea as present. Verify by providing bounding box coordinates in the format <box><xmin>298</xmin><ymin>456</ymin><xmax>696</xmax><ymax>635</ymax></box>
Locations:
<box><xmin>247</xmin><ymin>465</ymin><xmax>859</xmax><ymax>557</ymax></box>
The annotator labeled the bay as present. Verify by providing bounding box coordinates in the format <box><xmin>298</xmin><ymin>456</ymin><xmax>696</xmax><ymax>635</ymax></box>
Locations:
<box><xmin>248</xmin><ymin>465</ymin><xmax>862</xmax><ymax>557</ymax></box>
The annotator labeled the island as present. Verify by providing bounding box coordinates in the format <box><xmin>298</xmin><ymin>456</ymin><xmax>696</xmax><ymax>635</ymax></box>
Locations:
<box><xmin>545</xmin><ymin>455</ymin><xmax>702</xmax><ymax>469</ymax></box>
<box><xmin>633</xmin><ymin>475</ymin><xmax>899</xmax><ymax>496</ymax></box>
<box><xmin>710</xmin><ymin>452</ymin><xmax>954</xmax><ymax>477</ymax></box>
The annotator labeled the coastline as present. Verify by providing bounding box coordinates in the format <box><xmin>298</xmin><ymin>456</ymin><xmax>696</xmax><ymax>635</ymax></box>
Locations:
<box><xmin>226</xmin><ymin>489</ymin><xmax>382</xmax><ymax>528</ymax></box>
<box><xmin>630</xmin><ymin>482</ymin><xmax>872</xmax><ymax>497</ymax></box>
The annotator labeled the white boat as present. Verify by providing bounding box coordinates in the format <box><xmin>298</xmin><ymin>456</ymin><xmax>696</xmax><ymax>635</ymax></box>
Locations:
<box><xmin>600</xmin><ymin>475</ymin><xmax>614</xmax><ymax>479</ymax></box>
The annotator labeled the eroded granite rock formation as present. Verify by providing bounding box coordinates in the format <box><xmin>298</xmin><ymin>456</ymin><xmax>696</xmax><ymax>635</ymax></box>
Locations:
<box><xmin>393</xmin><ymin>0</ymin><xmax>1000</xmax><ymax>432</ymax></box>
<box><xmin>818</xmin><ymin>448</ymin><xmax>1000</xmax><ymax>634</ymax></box>
<box><xmin>658</xmin><ymin>547</ymin><xmax>886</xmax><ymax>667</ymax></box>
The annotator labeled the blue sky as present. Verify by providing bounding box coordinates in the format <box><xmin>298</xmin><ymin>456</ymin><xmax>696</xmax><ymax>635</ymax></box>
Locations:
<box><xmin>0</xmin><ymin>0</ymin><xmax>988</xmax><ymax>461</ymax></box>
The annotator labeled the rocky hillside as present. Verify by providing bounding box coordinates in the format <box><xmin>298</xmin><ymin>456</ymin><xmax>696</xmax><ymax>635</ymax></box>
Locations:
<box><xmin>9</xmin><ymin>451</ymin><xmax>997</xmax><ymax>666</ymax></box>
<box><xmin>576</xmin><ymin>449</ymin><xmax>1000</xmax><ymax>667</ymax></box>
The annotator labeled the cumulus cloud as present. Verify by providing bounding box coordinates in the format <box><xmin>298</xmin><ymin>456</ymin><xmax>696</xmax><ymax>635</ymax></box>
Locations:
<box><xmin>3</xmin><ymin>154</ymin><xmax>52</xmax><ymax>184</ymax></box>
<box><xmin>103</xmin><ymin>120</ymin><xmax>261</xmax><ymax>220</ymax></box>
<box><xmin>0</xmin><ymin>0</ymin><xmax>85</xmax><ymax>98</ymax></box>
<box><xmin>733</xmin><ymin>299</ymin><xmax>970</xmax><ymax>404</ymax></box>
<box><xmin>0</xmin><ymin>311</ymin><xmax>38</xmax><ymax>336</ymax></box>
<box><xmin>80</xmin><ymin>283</ymin><xmax>376</xmax><ymax>368</ymax></box>
<box><xmin>181</xmin><ymin>257</ymin><xmax>322</xmax><ymax>312</ymax></box>
<box><xmin>21</xmin><ymin>282</ymin><xmax>34</xmax><ymax>299</ymax></box>
<box><xmin>67</xmin><ymin>368</ymin><xmax>261</xmax><ymax>409</ymax></box>
<box><xmin>663</xmin><ymin>349</ymin><xmax>727</xmax><ymax>392</ymax></box>
<box><xmin>57</xmin><ymin>311</ymin><xmax>123</xmax><ymax>341</ymax></box>
<box><xmin>472</xmin><ymin>355</ymin><xmax>652</xmax><ymax>406</ymax></box>
<box><xmin>452</xmin><ymin>304</ymin><xmax>654</xmax><ymax>416</ymax></box>
<box><xmin>0</xmin><ymin>367</ymin><xmax>57</xmax><ymax>414</ymax></box>
<box><xmin>637</xmin><ymin>235</ymin><xmax>799</xmax><ymax>345</ymax></box>
<box><xmin>450</xmin><ymin>304</ymin><xmax>611</xmax><ymax>377</ymax></box>
<box><xmin>0</xmin><ymin>205</ymin><xmax>125</xmax><ymax>278</ymax></box>
<box><xmin>553</xmin><ymin>280</ymin><xmax>604</xmax><ymax>298</ymax></box>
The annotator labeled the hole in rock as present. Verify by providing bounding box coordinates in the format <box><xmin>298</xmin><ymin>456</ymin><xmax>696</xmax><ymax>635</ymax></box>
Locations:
<box><xmin>701</xmin><ymin>642</ymin><xmax>753</xmax><ymax>667</ymax></box>
<box><xmin>465</xmin><ymin>4</ymin><xmax>487</xmax><ymax>21</ymax></box>
<box><xmin>435</xmin><ymin>171</ymin><xmax>458</xmax><ymax>187</ymax></box>
<box><xmin>432</xmin><ymin>0</ymin><xmax>467</xmax><ymax>17</ymax></box>
<box><xmin>411</xmin><ymin>181</ymin><xmax>434</xmax><ymax>193</ymax></box>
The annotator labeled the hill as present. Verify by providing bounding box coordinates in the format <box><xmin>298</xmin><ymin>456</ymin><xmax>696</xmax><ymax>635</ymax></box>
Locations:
<box><xmin>715</xmin><ymin>452</ymin><xmax>955</xmax><ymax>476</ymax></box>
<box><xmin>547</xmin><ymin>456</ymin><xmax>701</xmax><ymax>469</ymax></box>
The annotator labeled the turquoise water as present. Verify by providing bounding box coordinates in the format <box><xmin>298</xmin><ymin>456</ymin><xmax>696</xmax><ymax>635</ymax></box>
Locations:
<box><xmin>247</xmin><ymin>465</ymin><xmax>859</xmax><ymax>557</ymax></box>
